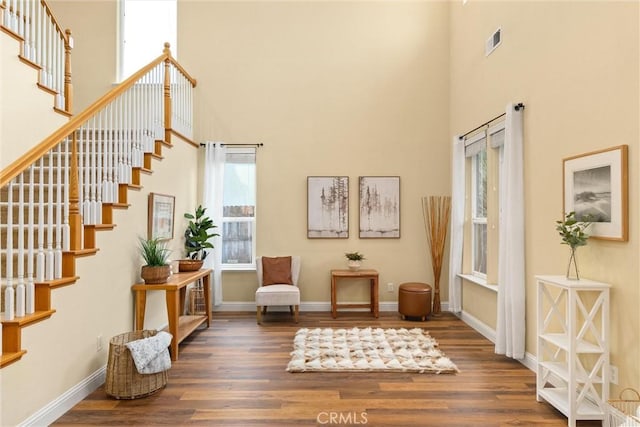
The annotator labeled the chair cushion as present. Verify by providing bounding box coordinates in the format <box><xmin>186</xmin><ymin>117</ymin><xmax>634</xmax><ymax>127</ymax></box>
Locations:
<box><xmin>262</xmin><ymin>256</ymin><xmax>293</xmax><ymax>285</ymax></box>
<box><xmin>256</xmin><ymin>285</ymin><xmax>300</xmax><ymax>305</ymax></box>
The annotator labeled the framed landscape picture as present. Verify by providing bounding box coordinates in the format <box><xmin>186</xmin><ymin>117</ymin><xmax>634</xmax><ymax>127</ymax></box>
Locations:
<box><xmin>563</xmin><ymin>145</ymin><xmax>628</xmax><ymax>241</ymax></box>
<box><xmin>148</xmin><ymin>192</ymin><xmax>175</xmax><ymax>240</ymax></box>
<box><xmin>307</xmin><ymin>176</ymin><xmax>349</xmax><ymax>238</ymax></box>
<box><xmin>359</xmin><ymin>176</ymin><xmax>400</xmax><ymax>238</ymax></box>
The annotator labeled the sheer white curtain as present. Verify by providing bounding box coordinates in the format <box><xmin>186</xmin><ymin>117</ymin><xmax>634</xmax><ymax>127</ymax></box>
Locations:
<box><xmin>203</xmin><ymin>142</ymin><xmax>226</xmax><ymax>306</ymax></box>
<box><xmin>495</xmin><ymin>103</ymin><xmax>525</xmax><ymax>359</ymax></box>
<box><xmin>448</xmin><ymin>135</ymin><xmax>465</xmax><ymax>313</ymax></box>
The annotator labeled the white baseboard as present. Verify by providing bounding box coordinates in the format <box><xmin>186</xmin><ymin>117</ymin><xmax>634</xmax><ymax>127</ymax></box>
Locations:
<box><xmin>213</xmin><ymin>301</ymin><xmax>450</xmax><ymax>314</ymax></box>
<box><xmin>20</xmin><ymin>365</ymin><xmax>106</xmax><ymax>427</ymax></box>
<box><xmin>213</xmin><ymin>301</ymin><xmax>402</xmax><ymax>312</ymax></box>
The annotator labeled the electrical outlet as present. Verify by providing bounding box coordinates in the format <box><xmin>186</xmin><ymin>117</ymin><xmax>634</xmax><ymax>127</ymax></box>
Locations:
<box><xmin>610</xmin><ymin>365</ymin><xmax>619</xmax><ymax>385</ymax></box>
<box><xmin>96</xmin><ymin>335</ymin><xmax>103</xmax><ymax>352</ymax></box>
<box><xmin>387</xmin><ymin>283</ymin><xmax>394</xmax><ymax>292</ymax></box>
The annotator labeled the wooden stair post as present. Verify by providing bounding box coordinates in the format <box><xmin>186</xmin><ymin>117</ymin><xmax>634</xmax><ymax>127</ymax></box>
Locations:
<box><xmin>64</xmin><ymin>29</ymin><xmax>73</xmax><ymax>114</ymax></box>
<box><xmin>68</xmin><ymin>134</ymin><xmax>82</xmax><ymax>251</ymax></box>
<box><xmin>63</xmin><ymin>133</ymin><xmax>83</xmax><ymax>277</ymax></box>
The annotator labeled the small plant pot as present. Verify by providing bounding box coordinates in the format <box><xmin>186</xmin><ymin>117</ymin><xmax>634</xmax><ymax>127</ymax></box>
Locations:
<box><xmin>347</xmin><ymin>260</ymin><xmax>361</xmax><ymax>271</ymax></box>
<box><xmin>141</xmin><ymin>265</ymin><xmax>171</xmax><ymax>284</ymax></box>
<box><xmin>178</xmin><ymin>259</ymin><xmax>204</xmax><ymax>272</ymax></box>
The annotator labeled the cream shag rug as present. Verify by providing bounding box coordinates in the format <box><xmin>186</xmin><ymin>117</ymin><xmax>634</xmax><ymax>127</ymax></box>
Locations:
<box><xmin>286</xmin><ymin>327</ymin><xmax>458</xmax><ymax>374</ymax></box>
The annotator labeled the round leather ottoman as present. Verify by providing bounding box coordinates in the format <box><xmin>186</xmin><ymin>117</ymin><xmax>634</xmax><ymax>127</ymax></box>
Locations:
<box><xmin>398</xmin><ymin>282</ymin><xmax>432</xmax><ymax>321</ymax></box>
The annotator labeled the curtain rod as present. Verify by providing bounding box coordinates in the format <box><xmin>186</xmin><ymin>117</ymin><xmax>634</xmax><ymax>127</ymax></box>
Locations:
<box><xmin>459</xmin><ymin>103</ymin><xmax>525</xmax><ymax>140</ymax></box>
<box><xmin>199</xmin><ymin>143</ymin><xmax>264</xmax><ymax>147</ymax></box>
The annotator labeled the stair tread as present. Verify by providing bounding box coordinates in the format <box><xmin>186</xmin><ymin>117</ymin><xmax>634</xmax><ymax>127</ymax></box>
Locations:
<box><xmin>1</xmin><ymin>309</ymin><xmax>56</xmax><ymax>325</ymax></box>
<box><xmin>85</xmin><ymin>224</ymin><xmax>116</xmax><ymax>231</ymax></box>
<box><xmin>0</xmin><ymin>351</ymin><xmax>27</xmax><ymax>368</ymax></box>
<box><xmin>35</xmin><ymin>276</ymin><xmax>79</xmax><ymax>288</ymax></box>
<box><xmin>1</xmin><ymin>276</ymin><xmax>78</xmax><ymax>287</ymax></box>
<box><xmin>64</xmin><ymin>248</ymin><xmax>99</xmax><ymax>257</ymax></box>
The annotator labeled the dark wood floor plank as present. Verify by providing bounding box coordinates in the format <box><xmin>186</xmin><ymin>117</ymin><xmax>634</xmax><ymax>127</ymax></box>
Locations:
<box><xmin>53</xmin><ymin>312</ymin><xmax>601</xmax><ymax>426</ymax></box>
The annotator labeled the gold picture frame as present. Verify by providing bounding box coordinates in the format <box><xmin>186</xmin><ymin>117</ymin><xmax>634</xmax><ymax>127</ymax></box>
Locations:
<box><xmin>148</xmin><ymin>193</ymin><xmax>175</xmax><ymax>241</ymax></box>
<box><xmin>563</xmin><ymin>145</ymin><xmax>628</xmax><ymax>241</ymax></box>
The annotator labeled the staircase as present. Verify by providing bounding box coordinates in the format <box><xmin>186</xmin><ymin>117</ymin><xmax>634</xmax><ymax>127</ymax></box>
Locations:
<box><xmin>0</xmin><ymin>2</ymin><xmax>197</xmax><ymax>367</ymax></box>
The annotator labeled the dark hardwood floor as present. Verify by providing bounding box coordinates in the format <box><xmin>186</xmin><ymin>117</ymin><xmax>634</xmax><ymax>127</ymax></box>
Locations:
<box><xmin>54</xmin><ymin>312</ymin><xmax>601</xmax><ymax>426</ymax></box>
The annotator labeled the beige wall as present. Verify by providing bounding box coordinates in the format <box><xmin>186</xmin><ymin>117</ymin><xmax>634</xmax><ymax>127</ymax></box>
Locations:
<box><xmin>179</xmin><ymin>1</ymin><xmax>451</xmax><ymax>305</ymax></box>
<box><xmin>49</xmin><ymin>0</ymin><xmax>120</xmax><ymax>113</ymax></box>
<box><xmin>1</xmin><ymin>34</ymin><xmax>68</xmax><ymax>169</ymax></box>
<box><xmin>450</xmin><ymin>0</ymin><xmax>639</xmax><ymax>392</ymax></box>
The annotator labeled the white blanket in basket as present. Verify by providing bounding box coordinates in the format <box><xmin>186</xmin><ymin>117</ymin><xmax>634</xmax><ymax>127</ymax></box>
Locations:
<box><xmin>125</xmin><ymin>331</ymin><xmax>172</xmax><ymax>374</ymax></box>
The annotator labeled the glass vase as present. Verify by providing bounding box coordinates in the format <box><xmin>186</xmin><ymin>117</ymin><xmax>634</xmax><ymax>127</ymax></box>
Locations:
<box><xmin>566</xmin><ymin>247</ymin><xmax>580</xmax><ymax>280</ymax></box>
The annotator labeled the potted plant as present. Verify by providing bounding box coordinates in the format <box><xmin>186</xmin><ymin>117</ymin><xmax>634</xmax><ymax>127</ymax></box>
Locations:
<box><xmin>180</xmin><ymin>205</ymin><xmax>220</xmax><ymax>272</ymax></box>
<box><xmin>555</xmin><ymin>211</ymin><xmax>592</xmax><ymax>280</ymax></box>
<box><xmin>345</xmin><ymin>251</ymin><xmax>365</xmax><ymax>271</ymax></box>
<box><xmin>139</xmin><ymin>237</ymin><xmax>171</xmax><ymax>284</ymax></box>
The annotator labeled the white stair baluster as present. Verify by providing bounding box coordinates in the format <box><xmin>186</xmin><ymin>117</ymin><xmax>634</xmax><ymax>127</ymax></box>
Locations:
<box><xmin>22</xmin><ymin>0</ymin><xmax>31</xmax><ymax>60</ymax></box>
<box><xmin>116</xmin><ymin>97</ymin><xmax>125</xmax><ymax>194</ymax></box>
<box><xmin>36</xmin><ymin>158</ymin><xmax>45</xmax><ymax>282</ymax></box>
<box><xmin>95</xmin><ymin>113</ymin><xmax>103</xmax><ymax>224</ymax></box>
<box><xmin>16</xmin><ymin>173</ymin><xmax>26</xmax><ymax>317</ymax></box>
<box><xmin>83</xmin><ymin>123</ymin><xmax>91</xmax><ymax>224</ymax></box>
<box><xmin>6</xmin><ymin>180</ymin><xmax>15</xmax><ymax>320</ymax></box>
<box><xmin>54</xmin><ymin>142</ymin><xmax>62</xmax><ymax>278</ymax></box>
<box><xmin>46</xmin><ymin>148</ymin><xmax>54</xmax><ymax>280</ymax></box>
<box><xmin>26</xmin><ymin>164</ymin><xmax>35</xmax><ymax>313</ymax></box>
<box><xmin>90</xmin><ymin>116</ymin><xmax>97</xmax><ymax>224</ymax></box>
<box><xmin>62</xmin><ymin>137</ymin><xmax>70</xmax><ymax>251</ymax></box>
<box><xmin>102</xmin><ymin>104</ymin><xmax>112</xmax><ymax>203</ymax></box>
<box><xmin>4</xmin><ymin>283</ymin><xmax>15</xmax><ymax>320</ymax></box>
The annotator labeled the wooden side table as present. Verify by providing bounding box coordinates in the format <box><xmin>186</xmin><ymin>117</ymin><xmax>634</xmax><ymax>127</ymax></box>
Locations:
<box><xmin>330</xmin><ymin>269</ymin><xmax>379</xmax><ymax>318</ymax></box>
<box><xmin>131</xmin><ymin>268</ymin><xmax>212</xmax><ymax>361</ymax></box>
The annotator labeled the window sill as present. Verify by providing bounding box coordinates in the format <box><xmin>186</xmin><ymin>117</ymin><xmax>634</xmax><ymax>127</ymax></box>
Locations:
<box><xmin>458</xmin><ymin>274</ymin><xmax>498</xmax><ymax>293</ymax></box>
<box><xmin>222</xmin><ymin>265</ymin><xmax>256</xmax><ymax>272</ymax></box>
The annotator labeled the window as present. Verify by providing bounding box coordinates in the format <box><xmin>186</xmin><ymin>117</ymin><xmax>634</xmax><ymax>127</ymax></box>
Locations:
<box><xmin>119</xmin><ymin>0</ymin><xmax>177</xmax><ymax>81</ymax></box>
<box><xmin>462</xmin><ymin>123</ymin><xmax>505</xmax><ymax>284</ymax></box>
<box><xmin>221</xmin><ymin>149</ymin><xmax>256</xmax><ymax>270</ymax></box>
<box><xmin>471</xmin><ymin>147</ymin><xmax>487</xmax><ymax>277</ymax></box>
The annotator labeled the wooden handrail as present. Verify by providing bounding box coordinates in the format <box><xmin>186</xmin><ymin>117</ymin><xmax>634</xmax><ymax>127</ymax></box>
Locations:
<box><xmin>1</xmin><ymin>46</ymin><xmax>194</xmax><ymax>187</ymax></box>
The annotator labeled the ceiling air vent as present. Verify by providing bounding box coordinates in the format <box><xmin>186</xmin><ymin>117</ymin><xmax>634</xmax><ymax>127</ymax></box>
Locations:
<box><xmin>485</xmin><ymin>27</ymin><xmax>501</xmax><ymax>56</ymax></box>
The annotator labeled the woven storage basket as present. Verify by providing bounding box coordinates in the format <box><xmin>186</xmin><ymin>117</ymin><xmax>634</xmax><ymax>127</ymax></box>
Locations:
<box><xmin>105</xmin><ymin>330</ymin><xmax>169</xmax><ymax>399</ymax></box>
<box><xmin>608</xmin><ymin>388</ymin><xmax>640</xmax><ymax>427</ymax></box>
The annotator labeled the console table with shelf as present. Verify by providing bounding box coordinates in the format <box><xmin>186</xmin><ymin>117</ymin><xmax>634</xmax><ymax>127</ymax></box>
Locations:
<box><xmin>330</xmin><ymin>269</ymin><xmax>379</xmax><ymax>319</ymax></box>
<box><xmin>535</xmin><ymin>275</ymin><xmax>610</xmax><ymax>427</ymax></box>
<box><xmin>132</xmin><ymin>268</ymin><xmax>212</xmax><ymax>361</ymax></box>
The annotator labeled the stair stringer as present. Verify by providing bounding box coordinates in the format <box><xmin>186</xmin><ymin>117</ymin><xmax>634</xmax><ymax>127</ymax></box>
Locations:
<box><xmin>0</xmin><ymin>30</ymin><xmax>69</xmax><ymax>170</ymax></box>
<box><xmin>1</xmin><ymin>133</ymin><xmax>199</xmax><ymax>427</ymax></box>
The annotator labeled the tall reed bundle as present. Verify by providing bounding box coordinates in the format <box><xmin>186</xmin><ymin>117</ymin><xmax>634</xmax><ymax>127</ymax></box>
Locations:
<box><xmin>422</xmin><ymin>196</ymin><xmax>451</xmax><ymax>315</ymax></box>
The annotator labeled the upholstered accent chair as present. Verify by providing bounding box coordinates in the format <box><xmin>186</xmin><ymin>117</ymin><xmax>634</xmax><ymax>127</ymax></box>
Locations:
<box><xmin>255</xmin><ymin>256</ymin><xmax>301</xmax><ymax>324</ymax></box>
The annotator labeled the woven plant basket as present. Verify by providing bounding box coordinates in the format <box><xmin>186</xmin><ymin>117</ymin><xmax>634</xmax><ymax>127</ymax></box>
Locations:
<box><xmin>105</xmin><ymin>330</ymin><xmax>169</xmax><ymax>399</ymax></box>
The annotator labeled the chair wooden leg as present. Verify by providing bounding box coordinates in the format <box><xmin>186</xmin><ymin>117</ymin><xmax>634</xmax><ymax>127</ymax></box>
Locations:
<box><xmin>294</xmin><ymin>305</ymin><xmax>299</xmax><ymax>323</ymax></box>
<box><xmin>262</xmin><ymin>306</ymin><xmax>268</xmax><ymax>314</ymax></box>
<box><xmin>256</xmin><ymin>306</ymin><xmax>262</xmax><ymax>324</ymax></box>
<box><xmin>289</xmin><ymin>305</ymin><xmax>294</xmax><ymax>315</ymax></box>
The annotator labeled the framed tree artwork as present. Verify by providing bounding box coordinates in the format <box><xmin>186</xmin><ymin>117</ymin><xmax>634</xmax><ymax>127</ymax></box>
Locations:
<box><xmin>563</xmin><ymin>145</ymin><xmax>628</xmax><ymax>241</ymax></box>
<box><xmin>359</xmin><ymin>176</ymin><xmax>400</xmax><ymax>238</ymax></box>
<box><xmin>307</xmin><ymin>176</ymin><xmax>349</xmax><ymax>238</ymax></box>
<box><xmin>148</xmin><ymin>192</ymin><xmax>175</xmax><ymax>241</ymax></box>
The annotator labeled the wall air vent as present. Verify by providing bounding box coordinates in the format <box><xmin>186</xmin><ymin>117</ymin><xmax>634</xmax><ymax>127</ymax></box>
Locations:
<box><xmin>485</xmin><ymin>27</ymin><xmax>501</xmax><ymax>57</ymax></box>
